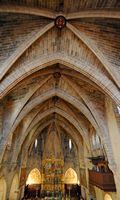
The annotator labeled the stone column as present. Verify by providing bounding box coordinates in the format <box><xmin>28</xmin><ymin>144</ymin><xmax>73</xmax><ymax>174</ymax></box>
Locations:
<box><xmin>105</xmin><ymin>97</ymin><xmax>120</xmax><ymax>199</ymax></box>
<box><xmin>5</xmin><ymin>171</ymin><xmax>14</xmax><ymax>200</ymax></box>
<box><xmin>94</xmin><ymin>187</ymin><xmax>104</xmax><ymax>200</ymax></box>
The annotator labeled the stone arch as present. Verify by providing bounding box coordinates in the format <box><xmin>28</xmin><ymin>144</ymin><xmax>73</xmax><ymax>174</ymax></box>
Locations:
<box><xmin>22</xmin><ymin>116</ymin><xmax>83</xmax><ymax>161</ymax></box>
<box><xmin>14</xmin><ymin>107</ymin><xmax>89</xmax><ymax>158</ymax></box>
<box><xmin>0</xmin><ymin>177</ymin><xmax>7</xmax><ymax>200</ymax></box>
<box><xmin>104</xmin><ymin>194</ymin><xmax>112</xmax><ymax>200</ymax></box>
<box><xmin>1</xmin><ymin>92</ymin><xmax>115</xmax><ymax>174</ymax></box>
<box><xmin>0</xmin><ymin>90</ymin><xmax>91</xmax><ymax>163</ymax></box>
<box><xmin>28</xmin><ymin>117</ymin><xmax>82</xmax><ymax>153</ymax></box>
<box><xmin>0</xmin><ymin>5</ymin><xmax>56</xmax><ymax>18</ymax></box>
<box><xmin>0</xmin><ymin>5</ymin><xmax>119</xmax><ymax>20</ymax></box>
<box><xmin>26</xmin><ymin>168</ymin><xmax>41</xmax><ymax>185</ymax></box>
<box><xmin>10</xmin><ymin>89</ymin><xmax>100</xmax><ymax>136</ymax></box>
<box><xmin>64</xmin><ymin>168</ymin><xmax>78</xmax><ymax>184</ymax></box>
<box><xmin>8</xmin><ymin>91</ymin><xmax>113</xmax><ymax>166</ymax></box>
<box><xmin>66</xmin><ymin>10</ymin><xmax>120</xmax><ymax>20</ymax></box>
<box><xmin>10</xmin><ymin>107</ymin><xmax>89</xmax><ymax>166</ymax></box>
<box><xmin>9</xmin><ymin>173</ymin><xmax>19</xmax><ymax>200</ymax></box>
<box><xmin>0</xmin><ymin>55</ymin><xmax>119</xmax><ymax>105</ymax></box>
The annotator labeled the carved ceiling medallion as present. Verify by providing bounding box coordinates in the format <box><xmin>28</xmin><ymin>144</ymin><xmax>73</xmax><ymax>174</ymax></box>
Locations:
<box><xmin>55</xmin><ymin>16</ymin><xmax>66</xmax><ymax>29</ymax></box>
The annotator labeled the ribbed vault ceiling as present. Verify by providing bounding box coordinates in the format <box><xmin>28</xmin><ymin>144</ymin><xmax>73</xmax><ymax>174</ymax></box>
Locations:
<box><xmin>0</xmin><ymin>0</ymin><xmax>120</xmax><ymax>171</ymax></box>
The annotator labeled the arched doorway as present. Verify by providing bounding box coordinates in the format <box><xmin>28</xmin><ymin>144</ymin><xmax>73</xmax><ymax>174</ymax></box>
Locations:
<box><xmin>25</xmin><ymin>168</ymin><xmax>41</xmax><ymax>198</ymax></box>
<box><xmin>64</xmin><ymin>168</ymin><xmax>78</xmax><ymax>184</ymax></box>
<box><xmin>26</xmin><ymin>168</ymin><xmax>41</xmax><ymax>185</ymax></box>
<box><xmin>0</xmin><ymin>177</ymin><xmax>7</xmax><ymax>200</ymax></box>
<box><xmin>64</xmin><ymin>168</ymin><xmax>81</xmax><ymax>199</ymax></box>
<box><xmin>104</xmin><ymin>194</ymin><xmax>112</xmax><ymax>200</ymax></box>
<box><xmin>9</xmin><ymin>174</ymin><xmax>19</xmax><ymax>200</ymax></box>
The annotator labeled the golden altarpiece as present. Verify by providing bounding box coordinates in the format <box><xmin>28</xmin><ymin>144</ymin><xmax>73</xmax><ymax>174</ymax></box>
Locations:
<box><xmin>41</xmin><ymin>123</ymin><xmax>64</xmax><ymax>198</ymax></box>
<box><xmin>41</xmin><ymin>158</ymin><xmax>64</xmax><ymax>192</ymax></box>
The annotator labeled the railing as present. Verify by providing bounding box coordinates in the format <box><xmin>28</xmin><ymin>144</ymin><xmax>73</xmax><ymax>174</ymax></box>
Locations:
<box><xmin>89</xmin><ymin>170</ymin><xmax>116</xmax><ymax>192</ymax></box>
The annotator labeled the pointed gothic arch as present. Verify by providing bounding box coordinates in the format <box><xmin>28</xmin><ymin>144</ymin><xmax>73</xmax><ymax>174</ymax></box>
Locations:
<box><xmin>64</xmin><ymin>168</ymin><xmax>78</xmax><ymax>184</ymax></box>
<box><xmin>26</xmin><ymin>168</ymin><xmax>41</xmax><ymax>185</ymax></box>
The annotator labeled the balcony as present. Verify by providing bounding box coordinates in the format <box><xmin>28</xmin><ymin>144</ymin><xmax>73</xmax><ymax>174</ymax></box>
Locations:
<box><xmin>89</xmin><ymin>170</ymin><xmax>116</xmax><ymax>192</ymax></box>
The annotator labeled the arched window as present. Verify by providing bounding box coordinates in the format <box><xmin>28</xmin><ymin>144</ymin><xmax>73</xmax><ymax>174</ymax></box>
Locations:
<box><xmin>104</xmin><ymin>194</ymin><xmax>112</xmax><ymax>200</ymax></box>
<box><xmin>64</xmin><ymin>168</ymin><xmax>78</xmax><ymax>184</ymax></box>
<box><xmin>69</xmin><ymin>139</ymin><xmax>72</xmax><ymax>150</ymax></box>
<box><xmin>92</xmin><ymin>134</ymin><xmax>100</xmax><ymax>149</ymax></box>
<box><xmin>35</xmin><ymin>139</ymin><xmax>38</xmax><ymax>148</ymax></box>
<box><xmin>26</xmin><ymin>168</ymin><xmax>41</xmax><ymax>185</ymax></box>
<box><xmin>117</xmin><ymin>106</ymin><xmax>120</xmax><ymax>115</ymax></box>
<box><xmin>92</xmin><ymin>135</ymin><xmax>96</xmax><ymax>147</ymax></box>
<box><xmin>96</xmin><ymin>134</ymin><xmax>100</xmax><ymax>145</ymax></box>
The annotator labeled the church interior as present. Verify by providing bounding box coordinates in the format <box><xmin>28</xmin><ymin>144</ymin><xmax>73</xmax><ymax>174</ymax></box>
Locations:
<box><xmin>0</xmin><ymin>0</ymin><xmax>120</xmax><ymax>200</ymax></box>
